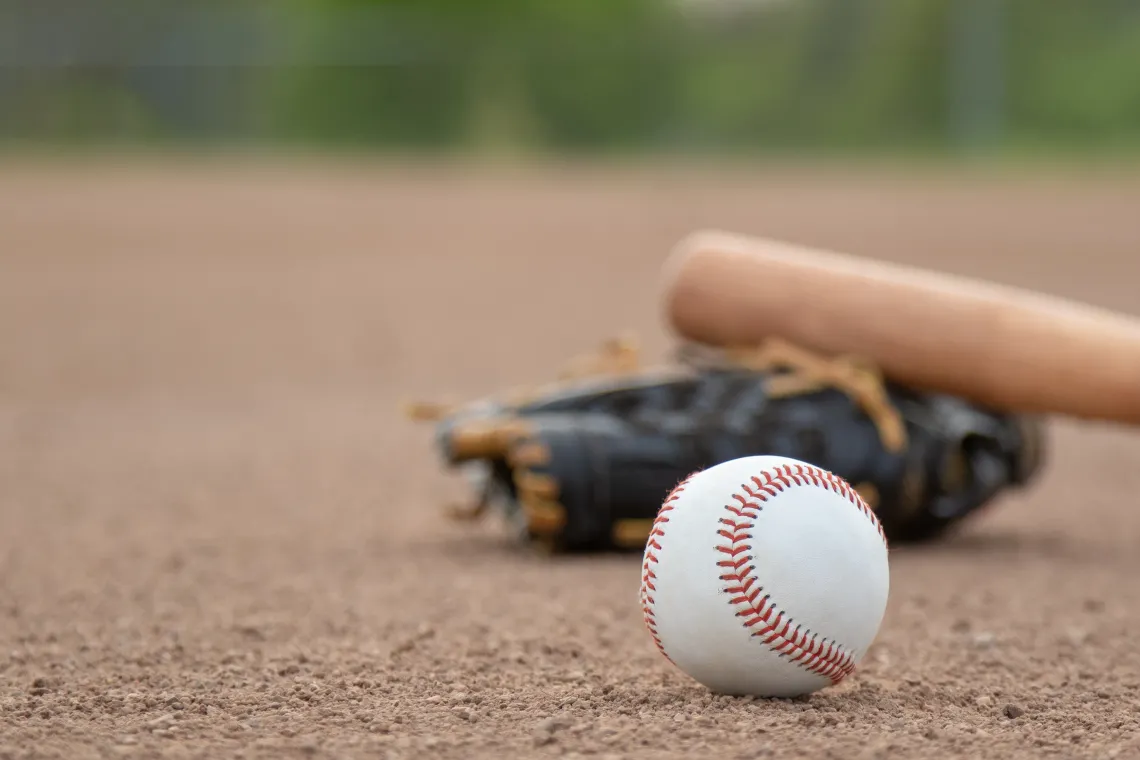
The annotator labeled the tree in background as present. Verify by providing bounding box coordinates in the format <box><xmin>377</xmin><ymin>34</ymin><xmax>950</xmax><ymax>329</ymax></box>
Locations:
<box><xmin>268</xmin><ymin>0</ymin><xmax>685</xmax><ymax>151</ymax></box>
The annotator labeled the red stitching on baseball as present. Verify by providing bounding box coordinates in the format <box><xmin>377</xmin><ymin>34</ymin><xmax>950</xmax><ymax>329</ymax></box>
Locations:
<box><xmin>640</xmin><ymin>473</ymin><xmax>698</xmax><ymax>665</ymax></box>
<box><xmin>717</xmin><ymin>463</ymin><xmax>885</xmax><ymax>685</ymax></box>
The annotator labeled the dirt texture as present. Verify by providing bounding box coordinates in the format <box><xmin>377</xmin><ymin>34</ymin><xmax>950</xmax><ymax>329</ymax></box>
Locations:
<box><xmin>3</xmin><ymin>157</ymin><xmax>1140</xmax><ymax>759</ymax></box>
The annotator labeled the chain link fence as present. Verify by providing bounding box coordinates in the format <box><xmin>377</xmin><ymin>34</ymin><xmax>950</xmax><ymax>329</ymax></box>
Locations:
<box><xmin>2</xmin><ymin>0</ymin><xmax>1139</xmax><ymax>153</ymax></box>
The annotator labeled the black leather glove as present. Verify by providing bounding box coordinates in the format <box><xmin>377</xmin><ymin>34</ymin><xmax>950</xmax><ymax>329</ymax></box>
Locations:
<box><xmin>407</xmin><ymin>337</ymin><xmax>1044</xmax><ymax>552</ymax></box>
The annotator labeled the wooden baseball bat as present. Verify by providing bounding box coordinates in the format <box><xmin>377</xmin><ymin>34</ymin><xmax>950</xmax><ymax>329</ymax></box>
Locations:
<box><xmin>660</xmin><ymin>229</ymin><xmax>1140</xmax><ymax>424</ymax></box>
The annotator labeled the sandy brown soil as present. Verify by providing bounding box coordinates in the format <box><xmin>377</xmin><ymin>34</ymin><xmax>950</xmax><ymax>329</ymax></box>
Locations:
<box><xmin>3</xmin><ymin>156</ymin><xmax>1140</xmax><ymax>759</ymax></box>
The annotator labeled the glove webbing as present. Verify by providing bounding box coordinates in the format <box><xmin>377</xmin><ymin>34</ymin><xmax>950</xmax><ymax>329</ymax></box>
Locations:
<box><xmin>683</xmin><ymin>338</ymin><xmax>908</xmax><ymax>454</ymax></box>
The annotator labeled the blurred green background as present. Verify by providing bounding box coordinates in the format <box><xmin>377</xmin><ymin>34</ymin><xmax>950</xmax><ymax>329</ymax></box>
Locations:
<box><xmin>2</xmin><ymin>0</ymin><xmax>1140</xmax><ymax>157</ymax></box>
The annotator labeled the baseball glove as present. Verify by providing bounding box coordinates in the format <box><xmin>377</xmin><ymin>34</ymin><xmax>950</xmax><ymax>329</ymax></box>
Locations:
<box><xmin>405</xmin><ymin>336</ymin><xmax>1044</xmax><ymax>553</ymax></box>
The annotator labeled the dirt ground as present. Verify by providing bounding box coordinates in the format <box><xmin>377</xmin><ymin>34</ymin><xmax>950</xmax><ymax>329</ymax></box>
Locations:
<box><xmin>3</xmin><ymin>156</ymin><xmax>1140</xmax><ymax>759</ymax></box>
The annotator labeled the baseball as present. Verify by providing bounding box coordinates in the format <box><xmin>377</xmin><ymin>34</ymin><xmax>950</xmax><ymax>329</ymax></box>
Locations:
<box><xmin>639</xmin><ymin>455</ymin><xmax>890</xmax><ymax>698</ymax></box>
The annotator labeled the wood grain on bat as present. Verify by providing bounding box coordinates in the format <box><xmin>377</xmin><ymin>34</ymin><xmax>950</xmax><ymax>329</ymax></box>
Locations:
<box><xmin>660</xmin><ymin>229</ymin><xmax>1140</xmax><ymax>424</ymax></box>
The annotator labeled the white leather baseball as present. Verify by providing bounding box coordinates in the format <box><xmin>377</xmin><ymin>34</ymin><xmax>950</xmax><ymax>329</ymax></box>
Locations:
<box><xmin>639</xmin><ymin>455</ymin><xmax>890</xmax><ymax>698</ymax></box>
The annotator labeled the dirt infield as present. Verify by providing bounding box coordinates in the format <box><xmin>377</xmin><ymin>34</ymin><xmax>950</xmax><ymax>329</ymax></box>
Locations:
<box><xmin>3</xmin><ymin>157</ymin><xmax>1140</xmax><ymax>759</ymax></box>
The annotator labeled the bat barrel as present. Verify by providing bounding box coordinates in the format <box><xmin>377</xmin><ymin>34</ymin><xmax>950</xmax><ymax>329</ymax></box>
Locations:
<box><xmin>661</xmin><ymin>230</ymin><xmax>1140</xmax><ymax>425</ymax></box>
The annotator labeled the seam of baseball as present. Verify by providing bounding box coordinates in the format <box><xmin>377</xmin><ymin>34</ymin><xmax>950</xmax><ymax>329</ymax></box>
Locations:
<box><xmin>639</xmin><ymin>474</ymin><xmax>697</xmax><ymax>665</ymax></box>
<box><xmin>717</xmin><ymin>463</ymin><xmax>886</xmax><ymax>685</ymax></box>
